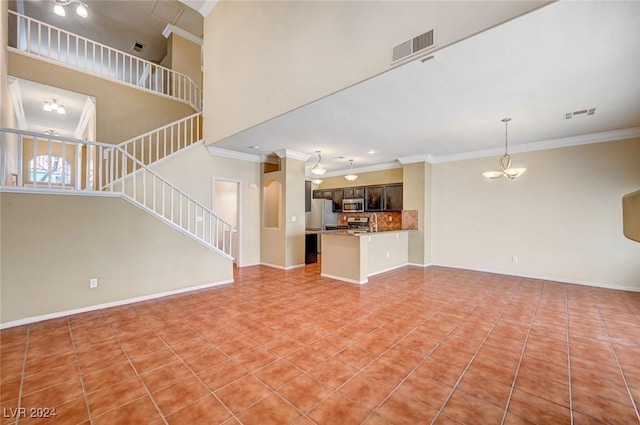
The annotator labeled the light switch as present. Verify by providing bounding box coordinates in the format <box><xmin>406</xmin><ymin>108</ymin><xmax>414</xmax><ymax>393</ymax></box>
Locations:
<box><xmin>292</xmin><ymin>216</ymin><xmax>297</xmax><ymax>222</ymax></box>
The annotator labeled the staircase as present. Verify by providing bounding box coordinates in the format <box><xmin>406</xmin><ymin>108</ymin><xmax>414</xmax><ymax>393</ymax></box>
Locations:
<box><xmin>2</xmin><ymin>13</ymin><xmax>233</xmax><ymax>259</ymax></box>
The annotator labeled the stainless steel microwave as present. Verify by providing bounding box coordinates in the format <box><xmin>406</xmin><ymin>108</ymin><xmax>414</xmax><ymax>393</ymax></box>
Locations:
<box><xmin>343</xmin><ymin>198</ymin><xmax>365</xmax><ymax>212</ymax></box>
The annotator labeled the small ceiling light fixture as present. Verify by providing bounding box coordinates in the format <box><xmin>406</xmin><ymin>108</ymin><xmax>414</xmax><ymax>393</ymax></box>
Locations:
<box><xmin>44</xmin><ymin>129</ymin><xmax>60</xmax><ymax>137</ymax></box>
<box><xmin>482</xmin><ymin>118</ymin><xmax>526</xmax><ymax>180</ymax></box>
<box><xmin>43</xmin><ymin>99</ymin><xmax>66</xmax><ymax>114</ymax></box>
<box><xmin>52</xmin><ymin>0</ymin><xmax>88</xmax><ymax>18</ymax></box>
<box><xmin>311</xmin><ymin>178</ymin><xmax>323</xmax><ymax>185</ymax></box>
<box><xmin>311</xmin><ymin>151</ymin><xmax>327</xmax><ymax>176</ymax></box>
<box><xmin>344</xmin><ymin>159</ymin><xmax>358</xmax><ymax>181</ymax></box>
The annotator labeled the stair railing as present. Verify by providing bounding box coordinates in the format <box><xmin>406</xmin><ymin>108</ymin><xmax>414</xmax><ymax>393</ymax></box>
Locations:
<box><xmin>0</xmin><ymin>128</ymin><xmax>233</xmax><ymax>258</ymax></box>
<box><xmin>118</xmin><ymin>112</ymin><xmax>203</xmax><ymax>166</ymax></box>
<box><xmin>7</xmin><ymin>11</ymin><xmax>202</xmax><ymax>111</ymax></box>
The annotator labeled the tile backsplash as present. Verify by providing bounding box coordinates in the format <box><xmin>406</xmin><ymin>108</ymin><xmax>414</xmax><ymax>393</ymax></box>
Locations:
<box><xmin>338</xmin><ymin>210</ymin><xmax>418</xmax><ymax>231</ymax></box>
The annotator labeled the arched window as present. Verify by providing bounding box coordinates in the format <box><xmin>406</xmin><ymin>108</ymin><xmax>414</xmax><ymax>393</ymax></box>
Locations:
<box><xmin>29</xmin><ymin>155</ymin><xmax>71</xmax><ymax>184</ymax></box>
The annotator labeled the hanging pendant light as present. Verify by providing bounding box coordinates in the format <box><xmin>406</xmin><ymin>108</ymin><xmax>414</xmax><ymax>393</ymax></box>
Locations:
<box><xmin>482</xmin><ymin>118</ymin><xmax>526</xmax><ymax>180</ymax></box>
<box><xmin>311</xmin><ymin>178</ymin><xmax>323</xmax><ymax>185</ymax></box>
<box><xmin>311</xmin><ymin>151</ymin><xmax>327</xmax><ymax>176</ymax></box>
<box><xmin>344</xmin><ymin>159</ymin><xmax>358</xmax><ymax>181</ymax></box>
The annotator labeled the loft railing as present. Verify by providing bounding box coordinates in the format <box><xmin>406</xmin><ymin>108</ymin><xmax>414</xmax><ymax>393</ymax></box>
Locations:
<box><xmin>119</xmin><ymin>112</ymin><xmax>203</xmax><ymax>166</ymax></box>
<box><xmin>7</xmin><ymin>11</ymin><xmax>202</xmax><ymax>111</ymax></box>
<box><xmin>0</xmin><ymin>128</ymin><xmax>233</xmax><ymax>258</ymax></box>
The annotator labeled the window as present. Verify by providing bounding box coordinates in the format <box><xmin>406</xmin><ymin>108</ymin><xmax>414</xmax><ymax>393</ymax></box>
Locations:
<box><xmin>29</xmin><ymin>155</ymin><xmax>71</xmax><ymax>184</ymax></box>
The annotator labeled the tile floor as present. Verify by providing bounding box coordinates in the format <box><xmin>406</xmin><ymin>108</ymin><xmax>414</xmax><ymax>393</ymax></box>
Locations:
<box><xmin>1</xmin><ymin>264</ymin><xmax>640</xmax><ymax>424</ymax></box>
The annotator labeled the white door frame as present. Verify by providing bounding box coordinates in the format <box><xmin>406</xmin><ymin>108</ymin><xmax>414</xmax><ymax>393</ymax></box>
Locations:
<box><xmin>212</xmin><ymin>177</ymin><xmax>242</xmax><ymax>265</ymax></box>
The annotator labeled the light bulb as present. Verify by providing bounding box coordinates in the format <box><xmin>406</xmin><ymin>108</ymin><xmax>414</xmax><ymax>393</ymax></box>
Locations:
<box><xmin>43</xmin><ymin>102</ymin><xmax>52</xmax><ymax>112</ymax></box>
<box><xmin>57</xmin><ymin>105</ymin><xmax>66</xmax><ymax>114</ymax></box>
<box><xmin>76</xmin><ymin>3</ymin><xmax>88</xmax><ymax>18</ymax></box>
<box><xmin>53</xmin><ymin>4</ymin><xmax>66</xmax><ymax>17</ymax></box>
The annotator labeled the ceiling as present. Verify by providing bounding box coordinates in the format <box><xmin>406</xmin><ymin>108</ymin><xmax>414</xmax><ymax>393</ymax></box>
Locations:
<box><xmin>9</xmin><ymin>78</ymin><xmax>92</xmax><ymax>139</ymax></box>
<box><xmin>211</xmin><ymin>1</ymin><xmax>640</xmax><ymax>176</ymax></box>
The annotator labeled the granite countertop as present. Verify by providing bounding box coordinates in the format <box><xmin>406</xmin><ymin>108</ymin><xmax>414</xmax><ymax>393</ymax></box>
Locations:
<box><xmin>322</xmin><ymin>228</ymin><xmax>417</xmax><ymax>236</ymax></box>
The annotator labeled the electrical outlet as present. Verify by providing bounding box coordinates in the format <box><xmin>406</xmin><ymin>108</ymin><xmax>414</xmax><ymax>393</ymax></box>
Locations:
<box><xmin>386</xmin><ymin>252</ymin><xmax>390</xmax><ymax>259</ymax></box>
<box><xmin>512</xmin><ymin>256</ymin><xmax>518</xmax><ymax>263</ymax></box>
<box><xmin>89</xmin><ymin>278</ymin><xmax>98</xmax><ymax>288</ymax></box>
<box><xmin>389</xmin><ymin>216</ymin><xmax>392</xmax><ymax>222</ymax></box>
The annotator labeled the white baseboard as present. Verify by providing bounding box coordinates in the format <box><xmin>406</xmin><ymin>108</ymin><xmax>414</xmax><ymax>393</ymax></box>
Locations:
<box><xmin>321</xmin><ymin>273</ymin><xmax>367</xmax><ymax>285</ymax></box>
<box><xmin>431</xmin><ymin>264</ymin><xmax>640</xmax><ymax>293</ymax></box>
<box><xmin>0</xmin><ymin>278</ymin><xmax>234</xmax><ymax>329</ymax></box>
<box><xmin>407</xmin><ymin>262</ymin><xmax>434</xmax><ymax>268</ymax></box>
<box><xmin>260</xmin><ymin>262</ymin><xmax>306</xmax><ymax>270</ymax></box>
<box><xmin>368</xmin><ymin>263</ymin><xmax>410</xmax><ymax>277</ymax></box>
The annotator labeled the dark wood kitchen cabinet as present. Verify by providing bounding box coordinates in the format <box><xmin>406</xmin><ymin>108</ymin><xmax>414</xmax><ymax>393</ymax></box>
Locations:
<box><xmin>344</xmin><ymin>187</ymin><xmax>364</xmax><ymax>199</ymax></box>
<box><xmin>332</xmin><ymin>189</ymin><xmax>344</xmax><ymax>212</ymax></box>
<box><xmin>313</xmin><ymin>190</ymin><xmax>333</xmax><ymax>200</ymax></box>
<box><xmin>383</xmin><ymin>184</ymin><xmax>403</xmax><ymax>211</ymax></box>
<box><xmin>365</xmin><ymin>186</ymin><xmax>383</xmax><ymax>211</ymax></box>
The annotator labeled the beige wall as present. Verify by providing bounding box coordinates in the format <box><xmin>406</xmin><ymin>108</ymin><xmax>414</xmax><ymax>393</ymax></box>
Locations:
<box><xmin>151</xmin><ymin>144</ymin><xmax>262</xmax><ymax>267</ymax></box>
<box><xmin>430</xmin><ymin>138</ymin><xmax>640</xmax><ymax>290</ymax></box>
<box><xmin>0</xmin><ymin>192</ymin><xmax>233</xmax><ymax>324</ymax></box>
<box><xmin>284</xmin><ymin>158</ymin><xmax>306</xmax><ymax>267</ymax></box>
<box><xmin>403</xmin><ymin>162</ymin><xmax>431</xmax><ymax>266</ymax></box>
<box><xmin>168</xmin><ymin>34</ymin><xmax>202</xmax><ymax>88</ymax></box>
<box><xmin>202</xmin><ymin>1</ymin><xmax>548</xmax><ymax>143</ymax></box>
<box><xmin>8</xmin><ymin>52</ymin><xmax>195</xmax><ymax>144</ymax></box>
<box><xmin>318</xmin><ymin>167</ymin><xmax>403</xmax><ymax>190</ymax></box>
<box><xmin>261</xmin><ymin>166</ymin><xmax>286</xmax><ymax>267</ymax></box>
<box><xmin>259</xmin><ymin>157</ymin><xmax>306</xmax><ymax>269</ymax></box>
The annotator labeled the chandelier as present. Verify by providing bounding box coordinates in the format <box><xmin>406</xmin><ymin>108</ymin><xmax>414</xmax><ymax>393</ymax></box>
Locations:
<box><xmin>43</xmin><ymin>99</ymin><xmax>66</xmax><ymax>115</ymax></box>
<box><xmin>344</xmin><ymin>159</ymin><xmax>358</xmax><ymax>181</ymax></box>
<box><xmin>311</xmin><ymin>151</ymin><xmax>327</xmax><ymax>176</ymax></box>
<box><xmin>482</xmin><ymin>118</ymin><xmax>526</xmax><ymax>180</ymax></box>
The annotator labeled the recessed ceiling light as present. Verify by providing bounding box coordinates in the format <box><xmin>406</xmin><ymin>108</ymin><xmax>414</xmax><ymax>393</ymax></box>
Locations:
<box><xmin>249</xmin><ymin>145</ymin><xmax>260</xmax><ymax>150</ymax></box>
<box><xmin>368</xmin><ymin>149</ymin><xmax>376</xmax><ymax>154</ymax></box>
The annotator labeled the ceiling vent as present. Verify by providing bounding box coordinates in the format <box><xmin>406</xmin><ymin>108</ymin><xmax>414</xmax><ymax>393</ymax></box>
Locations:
<box><xmin>132</xmin><ymin>41</ymin><xmax>145</xmax><ymax>53</ymax></box>
<box><xmin>564</xmin><ymin>108</ymin><xmax>596</xmax><ymax>120</ymax></box>
<box><xmin>392</xmin><ymin>29</ymin><xmax>435</xmax><ymax>63</ymax></box>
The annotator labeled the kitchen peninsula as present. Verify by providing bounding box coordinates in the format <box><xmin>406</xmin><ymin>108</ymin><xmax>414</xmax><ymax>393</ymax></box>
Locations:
<box><xmin>321</xmin><ymin>229</ymin><xmax>412</xmax><ymax>284</ymax></box>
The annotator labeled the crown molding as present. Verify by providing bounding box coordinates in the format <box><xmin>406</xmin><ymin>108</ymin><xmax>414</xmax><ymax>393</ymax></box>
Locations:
<box><xmin>274</xmin><ymin>149</ymin><xmax>311</xmax><ymax>161</ymax></box>
<box><xmin>321</xmin><ymin>161</ymin><xmax>402</xmax><ymax>178</ymax></box>
<box><xmin>7</xmin><ymin>77</ymin><xmax>27</xmax><ymax>131</ymax></box>
<box><xmin>397</xmin><ymin>154</ymin><xmax>436</xmax><ymax>165</ymax></box>
<box><xmin>177</xmin><ymin>0</ymin><xmax>219</xmax><ymax>17</ymax></box>
<box><xmin>161</xmin><ymin>24</ymin><xmax>203</xmax><ymax>46</ymax></box>
<box><xmin>430</xmin><ymin>127</ymin><xmax>640</xmax><ymax>163</ymax></box>
<box><xmin>206</xmin><ymin>146</ymin><xmax>262</xmax><ymax>163</ymax></box>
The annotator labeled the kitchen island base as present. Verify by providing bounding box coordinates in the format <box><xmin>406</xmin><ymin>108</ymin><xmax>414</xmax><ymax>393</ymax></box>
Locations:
<box><xmin>320</xmin><ymin>231</ymin><xmax>409</xmax><ymax>284</ymax></box>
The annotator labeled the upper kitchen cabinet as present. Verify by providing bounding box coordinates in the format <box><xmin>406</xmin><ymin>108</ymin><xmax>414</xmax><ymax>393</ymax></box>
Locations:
<box><xmin>365</xmin><ymin>186</ymin><xmax>383</xmax><ymax>211</ymax></box>
<box><xmin>344</xmin><ymin>187</ymin><xmax>364</xmax><ymax>199</ymax></box>
<box><xmin>313</xmin><ymin>190</ymin><xmax>333</xmax><ymax>200</ymax></box>
<box><xmin>383</xmin><ymin>184</ymin><xmax>403</xmax><ymax>211</ymax></box>
<box><xmin>332</xmin><ymin>189</ymin><xmax>344</xmax><ymax>212</ymax></box>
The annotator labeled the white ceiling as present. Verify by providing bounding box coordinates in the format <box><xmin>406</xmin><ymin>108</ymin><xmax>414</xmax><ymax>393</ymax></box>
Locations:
<box><xmin>9</xmin><ymin>78</ymin><xmax>91</xmax><ymax>139</ymax></box>
<box><xmin>211</xmin><ymin>1</ymin><xmax>640</xmax><ymax>176</ymax></box>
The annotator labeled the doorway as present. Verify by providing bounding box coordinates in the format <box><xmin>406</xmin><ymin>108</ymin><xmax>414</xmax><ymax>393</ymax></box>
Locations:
<box><xmin>212</xmin><ymin>178</ymin><xmax>241</xmax><ymax>264</ymax></box>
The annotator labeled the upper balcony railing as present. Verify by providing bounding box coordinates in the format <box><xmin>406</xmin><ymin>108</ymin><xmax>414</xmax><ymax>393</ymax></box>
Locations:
<box><xmin>0</xmin><ymin>128</ymin><xmax>233</xmax><ymax>258</ymax></box>
<box><xmin>7</xmin><ymin>11</ymin><xmax>202</xmax><ymax>111</ymax></box>
<box><xmin>119</xmin><ymin>112</ymin><xmax>203</xmax><ymax>167</ymax></box>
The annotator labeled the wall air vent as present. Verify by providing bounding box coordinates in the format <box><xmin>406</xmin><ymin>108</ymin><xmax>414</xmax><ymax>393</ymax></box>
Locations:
<box><xmin>564</xmin><ymin>107</ymin><xmax>596</xmax><ymax>120</ymax></box>
<box><xmin>132</xmin><ymin>41</ymin><xmax>145</xmax><ymax>53</ymax></box>
<box><xmin>392</xmin><ymin>29</ymin><xmax>435</xmax><ymax>63</ymax></box>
